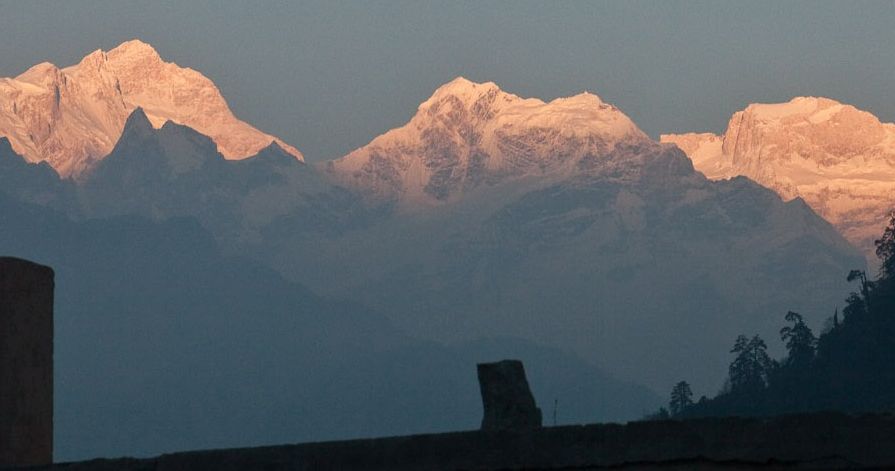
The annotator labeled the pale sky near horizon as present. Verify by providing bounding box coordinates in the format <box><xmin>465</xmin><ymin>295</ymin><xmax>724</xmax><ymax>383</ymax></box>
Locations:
<box><xmin>1</xmin><ymin>1</ymin><xmax>893</xmax><ymax>162</ymax></box>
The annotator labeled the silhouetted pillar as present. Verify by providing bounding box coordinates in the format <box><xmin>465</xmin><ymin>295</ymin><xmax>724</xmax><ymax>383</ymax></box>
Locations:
<box><xmin>0</xmin><ymin>257</ymin><xmax>54</xmax><ymax>467</ymax></box>
<box><xmin>477</xmin><ymin>359</ymin><xmax>542</xmax><ymax>431</ymax></box>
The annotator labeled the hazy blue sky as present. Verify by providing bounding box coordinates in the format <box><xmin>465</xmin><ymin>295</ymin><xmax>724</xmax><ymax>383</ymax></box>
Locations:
<box><xmin>1</xmin><ymin>1</ymin><xmax>893</xmax><ymax>162</ymax></box>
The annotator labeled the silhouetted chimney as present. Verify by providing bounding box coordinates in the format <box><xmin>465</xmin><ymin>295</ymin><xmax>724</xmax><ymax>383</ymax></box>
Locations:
<box><xmin>477</xmin><ymin>359</ymin><xmax>542</xmax><ymax>431</ymax></box>
<box><xmin>0</xmin><ymin>257</ymin><xmax>54</xmax><ymax>467</ymax></box>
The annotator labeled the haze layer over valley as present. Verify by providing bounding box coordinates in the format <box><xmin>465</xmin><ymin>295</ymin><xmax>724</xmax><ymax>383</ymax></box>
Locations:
<box><xmin>0</xmin><ymin>40</ymin><xmax>872</xmax><ymax>460</ymax></box>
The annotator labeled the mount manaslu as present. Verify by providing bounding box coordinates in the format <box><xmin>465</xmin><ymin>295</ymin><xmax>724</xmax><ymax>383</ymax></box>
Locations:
<box><xmin>0</xmin><ymin>40</ymin><xmax>873</xmax><ymax>460</ymax></box>
<box><xmin>326</xmin><ymin>77</ymin><xmax>650</xmax><ymax>204</ymax></box>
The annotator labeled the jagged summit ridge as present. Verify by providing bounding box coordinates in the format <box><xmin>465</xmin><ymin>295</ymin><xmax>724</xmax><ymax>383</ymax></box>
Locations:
<box><xmin>327</xmin><ymin>77</ymin><xmax>652</xmax><ymax>203</ymax></box>
<box><xmin>418</xmin><ymin>76</ymin><xmax>503</xmax><ymax>110</ymax></box>
<box><xmin>107</xmin><ymin>38</ymin><xmax>161</xmax><ymax>59</ymax></box>
<box><xmin>0</xmin><ymin>39</ymin><xmax>302</xmax><ymax>178</ymax></box>
<box><xmin>662</xmin><ymin>96</ymin><xmax>895</xmax><ymax>261</ymax></box>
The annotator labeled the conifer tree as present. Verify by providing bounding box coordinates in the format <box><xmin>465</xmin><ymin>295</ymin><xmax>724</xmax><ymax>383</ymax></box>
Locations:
<box><xmin>876</xmin><ymin>212</ymin><xmax>895</xmax><ymax>280</ymax></box>
<box><xmin>780</xmin><ymin>311</ymin><xmax>816</xmax><ymax>368</ymax></box>
<box><xmin>729</xmin><ymin>335</ymin><xmax>774</xmax><ymax>393</ymax></box>
<box><xmin>669</xmin><ymin>381</ymin><xmax>693</xmax><ymax>416</ymax></box>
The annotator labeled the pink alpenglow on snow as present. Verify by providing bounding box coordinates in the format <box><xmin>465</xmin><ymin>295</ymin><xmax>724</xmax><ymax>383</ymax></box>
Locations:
<box><xmin>0</xmin><ymin>39</ymin><xmax>302</xmax><ymax>179</ymax></box>
<box><xmin>662</xmin><ymin>97</ymin><xmax>895</xmax><ymax>262</ymax></box>
<box><xmin>327</xmin><ymin>77</ymin><xmax>653</xmax><ymax>204</ymax></box>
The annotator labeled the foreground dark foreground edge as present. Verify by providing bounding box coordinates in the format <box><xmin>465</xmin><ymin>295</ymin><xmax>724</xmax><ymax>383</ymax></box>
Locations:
<box><xmin>13</xmin><ymin>412</ymin><xmax>895</xmax><ymax>470</ymax></box>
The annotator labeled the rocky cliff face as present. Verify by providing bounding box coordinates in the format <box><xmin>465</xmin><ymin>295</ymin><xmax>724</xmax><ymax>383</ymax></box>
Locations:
<box><xmin>662</xmin><ymin>97</ymin><xmax>895</xmax><ymax>262</ymax></box>
<box><xmin>0</xmin><ymin>40</ymin><xmax>301</xmax><ymax>178</ymax></box>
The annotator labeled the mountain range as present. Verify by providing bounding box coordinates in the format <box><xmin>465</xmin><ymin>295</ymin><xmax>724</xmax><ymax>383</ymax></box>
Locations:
<box><xmin>289</xmin><ymin>79</ymin><xmax>860</xmax><ymax>395</ymax></box>
<box><xmin>0</xmin><ymin>41</ymin><xmax>878</xmax><ymax>460</ymax></box>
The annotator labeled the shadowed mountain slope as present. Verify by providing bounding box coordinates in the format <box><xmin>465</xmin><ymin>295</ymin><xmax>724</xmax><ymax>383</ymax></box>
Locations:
<box><xmin>0</xmin><ymin>192</ymin><xmax>657</xmax><ymax>461</ymax></box>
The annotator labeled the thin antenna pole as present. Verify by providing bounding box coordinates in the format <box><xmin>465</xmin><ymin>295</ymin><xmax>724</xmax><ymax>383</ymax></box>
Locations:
<box><xmin>553</xmin><ymin>399</ymin><xmax>558</xmax><ymax>426</ymax></box>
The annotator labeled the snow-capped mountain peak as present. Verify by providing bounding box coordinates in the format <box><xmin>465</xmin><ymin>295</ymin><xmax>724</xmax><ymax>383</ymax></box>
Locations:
<box><xmin>0</xmin><ymin>39</ymin><xmax>302</xmax><ymax>178</ymax></box>
<box><xmin>15</xmin><ymin>62</ymin><xmax>64</xmax><ymax>86</ymax></box>
<box><xmin>738</xmin><ymin>96</ymin><xmax>842</xmax><ymax>120</ymax></box>
<box><xmin>327</xmin><ymin>77</ymin><xmax>652</xmax><ymax>204</ymax></box>
<box><xmin>108</xmin><ymin>39</ymin><xmax>161</xmax><ymax>60</ymax></box>
<box><xmin>416</xmin><ymin>77</ymin><xmax>640</xmax><ymax>140</ymax></box>
<box><xmin>662</xmin><ymin>96</ymin><xmax>895</xmax><ymax>262</ymax></box>
<box><xmin>418</xmin><ymin>76</ymin><xmax>503</xmax><ymax>110</ymax></box>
